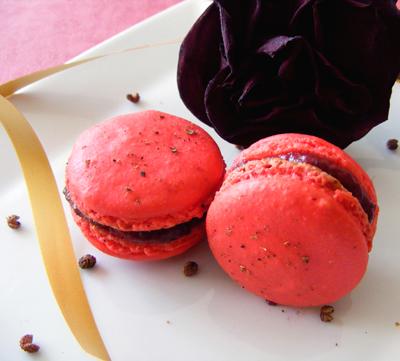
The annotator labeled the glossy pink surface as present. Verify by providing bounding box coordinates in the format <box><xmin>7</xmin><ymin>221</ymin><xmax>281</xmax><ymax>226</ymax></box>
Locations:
<box><xmin>0</xmin><ymin>0</ymin><xmax>181</xmax><ymax>83</ymax></box>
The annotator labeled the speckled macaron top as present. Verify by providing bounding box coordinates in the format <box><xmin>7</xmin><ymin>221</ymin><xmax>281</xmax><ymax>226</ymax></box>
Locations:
<box><xmin>232</xmin><ymin>133</ymin><xmax>378</xmax><ymax>249</ymax></box>
<box><xmin>206</xmin><ymin>133</ymin><xmax>378</xmax><ymax>306</ymax></box>
<box><xmin>66</xmin><ymin>110</ymin><xmax>225</xmax><ymax>231</ymax></box>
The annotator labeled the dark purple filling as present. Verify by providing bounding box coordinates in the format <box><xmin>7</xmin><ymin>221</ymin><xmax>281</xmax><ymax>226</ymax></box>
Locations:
<box><xmin>63</xmin><ymin>188</ymin><xmax>204</xmax><ymax>243</ymax></box>
<box><xmin>277</xmin><ymin>152</ymin><xmax>375</xmax><ymax>223</ymax></box>
<box><xmin>234</xmin><ymin>153</ymin><xmax>376</xmax><ymax>223</ymax></box>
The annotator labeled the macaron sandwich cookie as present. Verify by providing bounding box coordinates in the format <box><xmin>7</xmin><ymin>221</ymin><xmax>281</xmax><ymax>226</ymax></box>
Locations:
<box><xmin>65</xmin><ymin>110</ymin><xmax>225</xmax><ymax>261</ymax></box>
<box><xmin>207</xmin><ymin>134</ymin><xmax>378</xmax><ymax>307</ymax></box>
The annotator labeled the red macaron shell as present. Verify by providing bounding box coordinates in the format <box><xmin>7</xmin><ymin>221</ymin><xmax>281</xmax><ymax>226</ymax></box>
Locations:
<box><xmin>73</xmin><ymin>212</ymin><xmax>204</xmax><ymax>261</ymax></box>
<box><xmin>207</xmin><ymin>133</ymin><xmax>379</xmax><ymax>307</ymax></box>
<box><xmin>207</xmin><ymin>158</ymin><xmax>370</xmax><ymax>307</ymax></box>
<box><xmin>234</xmin><ymin>133</ymin><xmax>377</xmax><ymax>205</ymax></box>
<box><xmin>66</xmin><ymin>110</ymin><xmax>225</xmax><ymax>231</ymax></box>
<box><xmin>233</xmin><ymin>133</ymin><xmax>378</xmax><ymax>250</ymax></box>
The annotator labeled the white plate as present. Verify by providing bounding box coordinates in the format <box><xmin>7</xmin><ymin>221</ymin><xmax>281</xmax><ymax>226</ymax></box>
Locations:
<box><xmin>1</xmin><ymin>1</ymin><xmax>400</xmax><ymax>360</ymax></box>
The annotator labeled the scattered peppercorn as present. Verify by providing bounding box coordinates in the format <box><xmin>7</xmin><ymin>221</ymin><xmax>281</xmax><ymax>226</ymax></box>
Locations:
<box><xmin>185</xmin><ymin>128</ymin><xmax>196</xmax><ymax>135</ymax></box>
<box><xmin>320</xmin><ymin>312</ymin><xmax>333</xmax><ymax>322</ymax></box>
<box><xmin>126</xmin><ymin>92</ymin><xmax>140</xmax><ymax>103</ymax></box>
<box><xmin>224</xmin><ymin>227</ymin><xmax>233</xmax><ymax>236</ymax></box>
<box><xmin>21</xmin><ymin>343</ymin><xmax>40</xmax><ymax>353</ymax></box>
<box><xmin>170</xmin><ymin>146</ymin><xmax>177</xmax><ymax>153</ymax></box>
<box><xmin>183</xmin><ymin>261</ymin><xmax>198</xmax><ymax>277</ymax></box>
<box><xmin>19</xmin><ymin>334</ymin><xmax>40</xmax><ymax>353</ymax></box>
<box><xmin>266</xmin><ymin>299</ymin><xmax>277</xmax><ymax>306</ymax></box>
<box><xmin>19</xmin><ymin>334</ymin><xmax>33</xmax><ymax>346</ymax></box>
<box><xmin>302</xmin><ymin>255</ymin><xmax>310</xmax><ymax>264</ymax></box>
<box><xmin>78</xmin><ymin>254</ymin><xmax>96</xmax><ymax>269</ymax></box>
<box><xmin>320</xmin><ymin>305</ymin><xmax>335</xmax><ymax>322</ymax></box>
<box><xmin>239</xmin><ymin>265</ymin><xmax>247</xmax><ymax>272</ymax></box>
<box><xmin>321</xmin><ymin>305</ymin><xmax>334</xmax><ymax>313</ymax></box>
<box><xmin>386</xmin><ymin>138</ymin><xmax>398</xmax><ymax>150</ymax></box>
<box><xmin>140</xmin><ymin>171</ymin><xmax>146</xmax><ymax>177</ymax></box>
<box><xmin>6</xmin><ymin>215</ymin><xmax>21</xmax><ymax>229</ymax></box>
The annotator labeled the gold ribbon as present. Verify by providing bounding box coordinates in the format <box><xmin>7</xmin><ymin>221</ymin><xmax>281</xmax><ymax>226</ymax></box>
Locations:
<box><xmin>0</xmin><ymin>38</ymin><xmax>180</xmax><ymax>361</ymax></box>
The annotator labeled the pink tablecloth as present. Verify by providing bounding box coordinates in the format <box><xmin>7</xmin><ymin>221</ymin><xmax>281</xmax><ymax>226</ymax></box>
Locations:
<box><xmin>0</xmin><ymin>0</ymin><xmax>181</xmax><ymax>84</ymax></box>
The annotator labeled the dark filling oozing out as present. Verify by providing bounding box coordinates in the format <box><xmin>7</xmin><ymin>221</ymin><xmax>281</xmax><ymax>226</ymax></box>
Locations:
<box><xmin>63</xmin><ymin>188</ymin><xmax>204</xmax><ymax>243</ymax></box>
<box><xmin>278</xmin><ymin>153</ymin><xmax>375</xmax><ymax>223</ymax></box>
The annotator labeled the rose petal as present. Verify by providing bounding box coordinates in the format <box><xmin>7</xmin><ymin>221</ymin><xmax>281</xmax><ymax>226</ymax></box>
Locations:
<box><xmin>177</xmin><ymin>2</ymin><xmax>222</xmax><ymax>124</ymax></box>
<box><xmin>178</xmin><ymin>0</ymin><xmax>400</xmax><ymax>148</ymax></box>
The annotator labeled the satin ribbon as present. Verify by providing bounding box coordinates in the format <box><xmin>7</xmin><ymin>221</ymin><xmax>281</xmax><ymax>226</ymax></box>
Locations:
<box><xmin>0</xmin><ymin>38</ymin><xmax>180</xmax><ymax>361</ymax></box>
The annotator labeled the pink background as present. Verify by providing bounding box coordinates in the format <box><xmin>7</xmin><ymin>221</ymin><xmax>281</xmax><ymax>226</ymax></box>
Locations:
<box><xmin>0</xmin><ymin>0</ymin><xmax>181</xmax><ymax>83</ymax></box>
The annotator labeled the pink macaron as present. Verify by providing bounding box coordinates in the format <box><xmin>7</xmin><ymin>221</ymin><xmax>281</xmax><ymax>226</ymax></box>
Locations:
<box><xmin>206</xmin><ymin>134</ymin><xmax>378</xmax><ymax>307</ymax></box>
<box><xmin>65</xmin><ymin>110</ymin><xmax>225</xmax><ymax>261</ymax></box>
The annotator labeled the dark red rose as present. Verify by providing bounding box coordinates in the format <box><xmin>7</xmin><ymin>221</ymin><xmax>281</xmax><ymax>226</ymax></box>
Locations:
<box><xmin>177</xmin><ymin>0</ymin><xmax>400</xmax><ymax>148</ymax></box>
